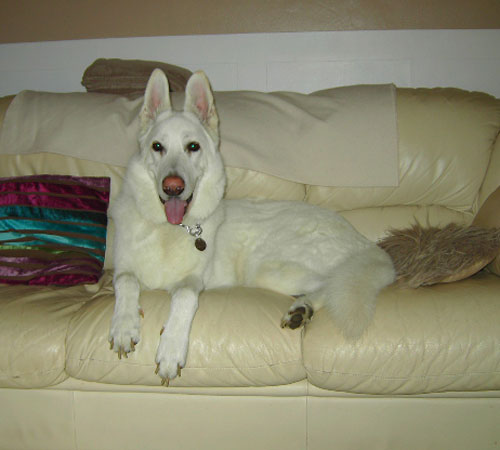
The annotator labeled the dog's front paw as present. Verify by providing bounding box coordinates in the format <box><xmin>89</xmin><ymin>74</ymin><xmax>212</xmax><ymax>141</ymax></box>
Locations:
<box><xmin>154</xmin><ymin>327</ymin><xmax>188</xmax><ymax>386</ymax></box>
<box><xmin>108</xmin><ymin>308</ymin><xmax>144</xmax><ymax>359</ymax></box>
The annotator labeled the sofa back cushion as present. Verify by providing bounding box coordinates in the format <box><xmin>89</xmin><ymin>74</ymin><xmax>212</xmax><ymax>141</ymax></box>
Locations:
<box><xmin>305</xmin><ymin>88</ymin><xmax>500</xmax><ymax>213</ymax></box>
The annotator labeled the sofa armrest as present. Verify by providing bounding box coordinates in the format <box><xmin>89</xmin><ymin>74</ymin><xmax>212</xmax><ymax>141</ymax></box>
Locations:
<box><xmin>473</xmin><ymin>186</ymin><xmax>500</xmax><ymax>275</ymax></box>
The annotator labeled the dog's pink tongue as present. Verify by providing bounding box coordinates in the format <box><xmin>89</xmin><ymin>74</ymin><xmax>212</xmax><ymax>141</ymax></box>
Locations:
<box><xmin>165</xmin><ymin>198</ymin><xmax>187</xmax><ymax>225</ymax></box>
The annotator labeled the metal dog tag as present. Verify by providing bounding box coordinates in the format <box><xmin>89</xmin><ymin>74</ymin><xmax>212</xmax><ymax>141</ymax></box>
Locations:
<box><xmin>195</xmin><ymin>238</ymin><xmax>207</xmax><ymax>251</ymax></box>
<box><xmin>179</xmin><ymin>223</ymin><xmax>206</xmax><ymax>251</ymax></box>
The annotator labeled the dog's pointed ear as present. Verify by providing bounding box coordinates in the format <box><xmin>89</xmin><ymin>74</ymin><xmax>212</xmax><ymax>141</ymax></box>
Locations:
<box><xmin>140</xmin><ymin>69</ymin><xmax>171</xmax><ymax>130</ymax></box>
<box><xmin>184</xmin><ymin>71</ymin><xmax>218</xmax><ymax>135</ymax></box>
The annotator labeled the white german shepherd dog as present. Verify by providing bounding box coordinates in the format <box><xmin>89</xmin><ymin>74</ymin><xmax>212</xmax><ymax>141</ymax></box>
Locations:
<box><xmin>109</xmin><ymin>69</ymin><xmax>395</xmax><ymax>385</ymax></box>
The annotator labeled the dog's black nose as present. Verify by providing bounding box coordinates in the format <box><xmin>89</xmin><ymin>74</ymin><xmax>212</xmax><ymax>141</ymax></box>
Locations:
<box><xmin>162</xmin><ymin>176</ymin><xmax>185</xmax><ymax>197</ymax></box>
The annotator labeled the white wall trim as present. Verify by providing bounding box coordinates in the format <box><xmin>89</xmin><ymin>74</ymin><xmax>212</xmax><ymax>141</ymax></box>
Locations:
<box><xmin>1</xmin><ymin>30</ymin><xmax>499</xmax><ymax>97</ymax></box>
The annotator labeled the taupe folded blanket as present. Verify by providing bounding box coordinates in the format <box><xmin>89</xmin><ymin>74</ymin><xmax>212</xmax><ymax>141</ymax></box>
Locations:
<box><xmin>0</xmin><ymin>85</ymin><xmax>398</xmax><ymax>187</ymax></box>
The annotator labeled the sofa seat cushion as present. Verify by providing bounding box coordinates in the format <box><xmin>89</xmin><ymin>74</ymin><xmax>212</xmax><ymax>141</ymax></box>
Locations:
<box><xmin>0</xmin><ymin>282</ymin><xmax>91</xmax><ymax>388</ymax></box>
<box><xmin>303</xmin><ymin>273</ymin><xmax>500</xmax><ymax>395</ymax></box>
<box><xmin>66</xmin><ymin>278</ymin><xmax>305</xmax><ymax>387</ymax></box>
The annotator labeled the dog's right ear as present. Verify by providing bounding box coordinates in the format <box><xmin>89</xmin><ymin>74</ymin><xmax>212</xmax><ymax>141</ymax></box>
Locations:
<box><xmin>140</xmin><ymin>69</ymin><xmax>171</xmax><ymax>131</ymax></box>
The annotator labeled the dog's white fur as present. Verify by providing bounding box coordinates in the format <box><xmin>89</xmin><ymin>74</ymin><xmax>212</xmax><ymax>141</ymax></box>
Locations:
<box><xmin>109</xmin><ymin>69</ymin><xmax>395</xmax><ymax>384</ymax></box>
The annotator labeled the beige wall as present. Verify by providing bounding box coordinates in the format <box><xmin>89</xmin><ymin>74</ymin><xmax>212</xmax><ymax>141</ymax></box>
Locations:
<box><xmin>2</xmin><ymin>0</ymin><xmax>499</xmax><ymax>44</ymax></box>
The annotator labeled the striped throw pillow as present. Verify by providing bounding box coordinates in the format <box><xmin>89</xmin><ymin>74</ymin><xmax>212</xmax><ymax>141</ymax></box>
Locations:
<box><xmin>0</xmin><ymin>175</ymin><xmax>110</xmax><ymax>286</ymax></box>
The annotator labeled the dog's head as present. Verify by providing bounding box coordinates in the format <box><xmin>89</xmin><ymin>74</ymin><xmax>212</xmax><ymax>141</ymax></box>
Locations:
<box><xmin>138</xmin><ymin>69</ymin><xmax>226</xmax><ymax>225</ymax></box>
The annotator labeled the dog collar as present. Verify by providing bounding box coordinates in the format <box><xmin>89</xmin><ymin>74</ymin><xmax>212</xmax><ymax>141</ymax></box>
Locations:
<box><xmin>179</xmin><ymin>223</ymin><xmax>207</xmax><ymax>251</ymax></box>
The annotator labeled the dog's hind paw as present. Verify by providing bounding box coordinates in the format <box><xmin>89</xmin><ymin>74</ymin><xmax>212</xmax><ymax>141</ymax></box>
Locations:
<box><xmin>281</xmin><ymin>303</ymin><xmax>314</xmax><ymax>330</ymax></box>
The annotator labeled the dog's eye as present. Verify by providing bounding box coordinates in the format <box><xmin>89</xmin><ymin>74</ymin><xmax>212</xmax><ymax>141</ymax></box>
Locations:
<box><xmin>152</xmin><ymin>141</ymin><xmax>164</xmax><ymax>152</ymax></box>
<box><xmin>186</xmin><ymin>142</ymin><xmax>200</xmax><ymax>153</ymax></box>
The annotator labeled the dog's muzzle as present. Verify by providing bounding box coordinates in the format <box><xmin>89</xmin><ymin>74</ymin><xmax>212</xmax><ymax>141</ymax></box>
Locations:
<box><xmin>159</xmin><ymin>176</ymin><xmax>193</xmax><ymax>225</ymax></box>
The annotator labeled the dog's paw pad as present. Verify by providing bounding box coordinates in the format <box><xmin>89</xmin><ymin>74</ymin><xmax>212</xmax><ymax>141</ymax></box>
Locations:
<box><xmin>281</xmin><ymin>304</ymin><xmax>314</xmax><ymax>329</ymax></box>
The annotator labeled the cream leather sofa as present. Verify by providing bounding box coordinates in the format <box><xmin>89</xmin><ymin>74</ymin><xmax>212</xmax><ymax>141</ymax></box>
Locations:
<box><xmin>0</xmin><ymin>86</ymin><xmax>499</xmax><ymax>450</ymax></box>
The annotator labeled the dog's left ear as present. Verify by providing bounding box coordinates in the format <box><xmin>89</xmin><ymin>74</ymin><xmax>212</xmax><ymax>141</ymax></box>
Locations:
<box><xmin>184</xmin><ymin>71</ymin><xmax>219</xmax><ymax>136</ymax></box>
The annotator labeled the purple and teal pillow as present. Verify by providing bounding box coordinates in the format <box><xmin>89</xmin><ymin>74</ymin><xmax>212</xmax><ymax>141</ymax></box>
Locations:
<box><xmin>0</xmin><ymin>175</ymin><xmax>110</xmax><ymax>286</ymax></box>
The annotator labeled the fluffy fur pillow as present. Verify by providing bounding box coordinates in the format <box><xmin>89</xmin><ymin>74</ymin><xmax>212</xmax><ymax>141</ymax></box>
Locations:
<box><xmin>81</xmin><ymin>58</ymin><xmax>193</xmax><ymax>98</ymax></box>
<box><xmin>378</xmin><ymin>223</ymin><xmax>500</xmax><ymax>288</ymax></box>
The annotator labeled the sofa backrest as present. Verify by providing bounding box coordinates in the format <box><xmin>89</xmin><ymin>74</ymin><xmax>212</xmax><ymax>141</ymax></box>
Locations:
<box><xmin>1</xmin><ymin>87</ymin><xmax>499</xmax><ymax>269</ymax></box>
